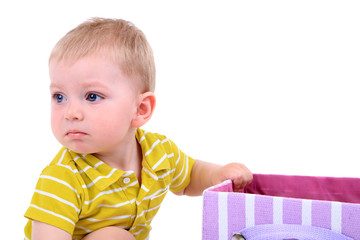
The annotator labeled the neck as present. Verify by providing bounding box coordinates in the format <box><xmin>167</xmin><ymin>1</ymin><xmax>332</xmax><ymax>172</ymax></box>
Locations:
<box><xmin>92</xmin><ymin>129</ymin><xmax>143</xmax><ymax>176</ymax></box>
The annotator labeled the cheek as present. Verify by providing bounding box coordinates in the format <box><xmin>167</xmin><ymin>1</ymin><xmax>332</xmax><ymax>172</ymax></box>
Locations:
<box><xmin>95</xmin><ymin>114</ymin><xmax>129</xmax><ymax>130</ymax></box>
<box><xmin>91</xmin><ymin>108</ymin><xmax>133</xmax><ymax>134</ymax></box>
<box><xmin>50</xmin><ymin>109</ymin><xmax>62</xmax><ymax>136</ymax></box>
<box><xmin>101</xmin><ymin>102</ymin><xmax>136</xmax><ymax>124</ymax></box>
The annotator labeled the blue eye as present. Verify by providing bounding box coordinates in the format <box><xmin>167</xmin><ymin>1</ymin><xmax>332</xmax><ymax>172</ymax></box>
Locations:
<box><xmin>86</xmin><ymin>93</ymin><xmax>103</xmax><ymax>102</ymax></box>
<box><xmin>54</xmin><ymin>94</ymin><xmax>66</xmax><ymax>103</ymax></box>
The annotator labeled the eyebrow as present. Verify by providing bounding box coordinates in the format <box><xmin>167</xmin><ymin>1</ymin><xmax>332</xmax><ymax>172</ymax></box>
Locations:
<box><xmin>81</xmin><ymin>80</ymin><xmax>111</xmax><ymax>90</ymax></box>
<box><xmin>49</xmin><ymin>83</ymin><xmax>61</xmax><ymax>90</ymax></box>
<box><xmin>50</xmin><ymin>81</ymin><xmax>111</xmax><ymax>90</ymax></box>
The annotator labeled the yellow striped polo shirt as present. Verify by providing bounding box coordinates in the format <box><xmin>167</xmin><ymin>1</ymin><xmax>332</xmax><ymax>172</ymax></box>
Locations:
<box><xmin>24</xmin><ymin>129</ymin><xmax>195</xmax><ymax>240</ymax></box>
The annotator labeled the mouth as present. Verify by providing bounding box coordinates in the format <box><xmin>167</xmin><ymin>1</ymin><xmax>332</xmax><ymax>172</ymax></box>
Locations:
<box><xmin>66</xmin><ymin>131</ymin><xmax>88</xmax><ymax>139</ymax></box>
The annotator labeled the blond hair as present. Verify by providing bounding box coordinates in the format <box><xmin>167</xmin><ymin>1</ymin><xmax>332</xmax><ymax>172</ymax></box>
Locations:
<box><xmin>49</xmin><ymin>17</ymin><xmax>156</xmax><ymax>92</ymax></box>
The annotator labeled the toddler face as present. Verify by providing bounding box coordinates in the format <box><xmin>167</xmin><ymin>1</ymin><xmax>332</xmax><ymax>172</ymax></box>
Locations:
<box><xmin>49</xmin><ymin>54</ymin><xmax>140</xmax><ymax>154</ymax></box>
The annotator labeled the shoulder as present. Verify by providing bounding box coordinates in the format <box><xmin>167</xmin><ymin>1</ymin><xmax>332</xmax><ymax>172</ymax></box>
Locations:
<box><xmin>136</xmin><ymin>128</ymin><xmax>176</xmax><ymax>152</ymax></box>
<box><xmin>48</xmin><ymin>147</ymin><xmax>78</xmax><ymax>166</ymax></box>
<box><xmin>136</xmin><ymin>128</ymin><xmax>168</xmax><ymax>143</ymax></box>
<box><xmin>39</xmin><ymin>147</ymin><xmax>83</xmax><ymax>191</ymax></box>
<box><xmin>137</xmin><ymin>129</ymin><xmax>192</xmax><ymax>169</ymax></box>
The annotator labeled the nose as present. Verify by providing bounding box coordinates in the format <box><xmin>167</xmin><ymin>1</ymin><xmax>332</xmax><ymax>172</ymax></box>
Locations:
<box><xmin>65</xmin><ymin>100</ymin><xmax>84</xmax><ymax>121</ymax></box>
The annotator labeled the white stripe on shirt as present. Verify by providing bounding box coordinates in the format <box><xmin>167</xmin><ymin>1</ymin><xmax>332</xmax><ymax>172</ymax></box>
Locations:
<box><xmin>145</xmin><ymin>139</ymin><xmax>160</xmax><ymax>156</ymax></box>
<box><xmin>152</xmin><ymin>154</ymin><xmax>167</xmax><ymax>170</ymax></box>
<box><xmin>29</xmin><ymin>204</ymin><xmax>75</xmax><ymax>226</ymax></box>
<box><xmin>84</xmin><ymin>181</ymin><xmax>138</xmax><ymax>204</ymax></box>
<box><xmin>86</xmin><ymin>168</ymin><xmax>117</xmax><ymax>188</ymax></box>
<box><xmin>171</xmin><ymin>156</ymin><xmax>189</xmax><ymax>189</ymax></box>
<box><xmin>39</xmin><ymin>175</ymin><xmax>79</xmax><ymax>196</ymax></box>
<box><xmin>35</xmin><ymin>189</ymin><xmax>80</xmax><ymax>213</ymax></box>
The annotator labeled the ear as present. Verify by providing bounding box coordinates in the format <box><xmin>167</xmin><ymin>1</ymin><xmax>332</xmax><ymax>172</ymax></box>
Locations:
<box><xmin>131</xmin><ymin>92</ymin><xmax>156</xmax><ymax>128</ymax></box>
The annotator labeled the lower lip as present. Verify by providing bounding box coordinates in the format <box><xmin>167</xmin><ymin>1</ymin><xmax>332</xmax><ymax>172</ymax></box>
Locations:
<box><xmin>66</xmin><ymin>132</ymin><xmax>88</xmax><ymax>139</ymax></box>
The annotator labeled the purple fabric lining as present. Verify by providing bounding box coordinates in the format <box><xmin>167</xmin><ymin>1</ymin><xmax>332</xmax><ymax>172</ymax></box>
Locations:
<box><xmin>243</xmin><ymin>174</ymin><xmax>360</xmax><ymax>204</ymax></box>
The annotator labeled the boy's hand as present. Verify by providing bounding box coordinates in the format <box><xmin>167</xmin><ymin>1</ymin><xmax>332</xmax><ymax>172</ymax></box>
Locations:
<box><xmin>212</xmin><ymin>163</ymin><xmax>253</xmax><ymax>192</ymax></box>
<box><xmin>179</xmin><ymin>160</ymin><xmax>253</xmax><ymax>196</ymax></box>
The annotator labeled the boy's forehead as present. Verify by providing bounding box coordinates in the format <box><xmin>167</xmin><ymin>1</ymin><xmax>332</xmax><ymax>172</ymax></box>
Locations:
<box><xmin>49</xmin><ymin>56</ymin><xmax>142</xmax><ymax>91</ymax></box>
<box><xmin>50</xmin><ymin>53</ymin><xmax>119</xmax><ymax>76</ymax></box>
<box><xmin>50</xmin><ymin>49</ymin><xmax>116</xmax><ymax>67</ymax></box>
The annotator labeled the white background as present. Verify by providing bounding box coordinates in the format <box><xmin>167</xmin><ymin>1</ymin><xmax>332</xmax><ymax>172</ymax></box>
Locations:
<box><xmin>0</xmin><ymin>1</ymin><xmax>359</xmax><ymax>239</ymax></box>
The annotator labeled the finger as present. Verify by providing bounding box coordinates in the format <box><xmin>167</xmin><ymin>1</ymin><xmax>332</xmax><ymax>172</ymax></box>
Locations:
<box><xmin>232</xmin><ymin>173</ymin><xmax>253</xmax><ymax>192</ymax></box>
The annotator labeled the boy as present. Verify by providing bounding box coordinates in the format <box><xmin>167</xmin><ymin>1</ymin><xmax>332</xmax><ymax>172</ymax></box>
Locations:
<box><xmin>24</xmin><ymin>17</ymin><xmax>252</xmax><ymax>240</ymax></box>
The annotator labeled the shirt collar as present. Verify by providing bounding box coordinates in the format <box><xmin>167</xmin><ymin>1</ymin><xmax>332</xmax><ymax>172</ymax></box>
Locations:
<box><xmin>68</xmin><ymin>150</ymin><xmax>125</xmax><ymax>191</ymax></box>
<box><xmin>136</xmin><ymin>128</ymin><xmax>171</xmax><ymax>175</ymax></box>
<box><xmin>65</xmin><ymin>128</ymin><xmax>170</xmax><ymax>190</ymax></box>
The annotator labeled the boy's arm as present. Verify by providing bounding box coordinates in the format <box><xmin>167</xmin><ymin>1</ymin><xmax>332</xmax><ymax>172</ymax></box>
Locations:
<box><xmin>32</xmin><ymin>221</ymin><xmax>72</xmax><ymax>240</ymax></box>
<box><xmin>175</xmin><ymin>160</ymin><xmax>253</xmax><ymax>196</ymax></box>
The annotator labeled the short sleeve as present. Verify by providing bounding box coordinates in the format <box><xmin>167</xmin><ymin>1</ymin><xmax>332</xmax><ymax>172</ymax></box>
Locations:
<box><xmin>24</xmin><ymin>164</ymin><xmax>82</xmax><ymax>235</ymax></box>
<box><xmin>167</xmin><ymin>139</ymin><xmax>195</xmax><ymax>193</ymax></box>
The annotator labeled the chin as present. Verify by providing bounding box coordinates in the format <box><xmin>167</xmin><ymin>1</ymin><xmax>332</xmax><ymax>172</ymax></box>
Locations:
<box><xmin>64</xmin><ymin>143</ymin><xmax>94</xmax><ymax>155</ymax></box>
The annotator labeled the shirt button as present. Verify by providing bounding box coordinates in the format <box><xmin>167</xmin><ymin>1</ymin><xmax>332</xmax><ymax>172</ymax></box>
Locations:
<box><xmin>123</xmin><ymin>177</ymin><xmax>131</xmax><ymax>184</ymax></box>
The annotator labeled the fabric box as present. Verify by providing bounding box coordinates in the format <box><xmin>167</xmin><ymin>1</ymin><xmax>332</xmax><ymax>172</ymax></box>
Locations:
<box><xmin>202</xmin><ymin>174</ymin><xmax>360</xmax><ymax>240</ymax></box>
